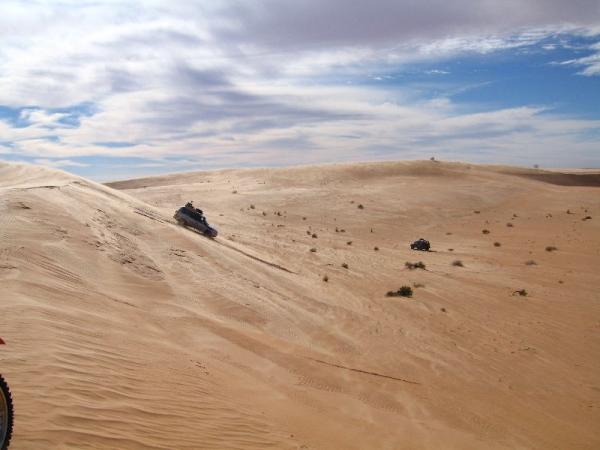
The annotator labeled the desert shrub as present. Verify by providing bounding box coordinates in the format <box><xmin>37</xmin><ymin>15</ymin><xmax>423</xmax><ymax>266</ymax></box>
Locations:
<box><xmin>405</xmin><ymin>261</ymin><xmax>426</xmax><ymax>270</ymax></box>
<box><xmin>374</xmin><ymin>246</ymin><xmax>379</xmax><ymax>251</ymax></box>
<box><xmin>310</xmin><ymin>248</ymin><xmax>317</xmax><ymax>253</ymax></box>
<box><xmin>322</xmin><ymin>275</ymin><xmax>329</xmax><ymax>282</ymax></box>
<box><xmin>386</xmin><ymin>286</ymin><xmax>413</xmax><ymax>298</ymax></box>
<box><xmin>494</xmin><ymin>242</ymin><xmax>501</xmax><ymax>247</ymax></box>
<box><xmin>525</xmin><ymin>260</ymin><xmax>537</xmax><ymax>265</ymax></box>
<box><xmin>357</xmin><ymin>204</ymin><xmax>364</xmax><ymax>209</ymax></box>
<box><xmin>262</xmin><ymin>211</ymin><xmax>267</xmax><ymax>216</ymax></box>
<box><xmin>302</xmin><ymin>217</ymin><xmax>307</xmax><ymax>220</ymax></box>
<box><xmin>482</xmin><ymin>229</ymin><xmax>490</xmax><ymax>234</ymax></box>
<box><xmin>566</xmin><ymin>209</ymin><xmax>573</xmax><ymax>214</ymax></box>
<box><xmin>312</xmin><ymin>233</ymin><xmax>318</xmax><ymax>238</ymax></box>
<box><xmin>506</xmin><ymin>222</ymin><xmax>514</xmax><ymax>227</ymax></box>
<box><xmin>446</xmin><ymin>232</ymin><xmax>453</xmax><ymax>235</ymax></box>
<box><xmin>474</xmin><ymin>210</ymin><xmax>481</xmax><ymax>214</ymax></box>
<box><xmin>413</xmin><ymin>282</ymin><xmax>425</xmax><ymax>288</ymax></box>
<box><xmin>250</xmin><ymin>204</ymin><xmax>255</xmax><ymax>209</ymax></box>
<box><xmin>545</xmin><ymin>246</ymin><xmax>557</xmax><ymax>252</ymax></box>
<box><xmin>232</xmin><ymin>190</ymin><xmax>238</xmax><ymax>194</ymax></box>
<box><xmin>340</xmin><ymin>229</ymin><xmax>346</xmax><ymax>233</ymax></box>
<box><xmin>448</xmin><ymin>248</ymin><xmax>454</xmax><ymax>251</ymax></box>
<box><xmin>440</xmin><ymin>307</ymin><xmax>447</xmax><ymax>312</ymax></box>
<box><xmin>341</xmin><ymin>263</ymin><xmax>348</xmax><ymax>269</ymax></box>
<box><xmin>513</xmin><ymin>289</ymin><xmax>528</xmax><ymax>296</ymax></box>
<box><xmin>452</xmin><ymin>260</ymin><xmax>464</xmax><ymax>267</ymax></box>
<box><xmin>346</xmin><ymin>241</ymin><xmax>352</xmax><ymax>245</ymax></box>
<box><xmin>335</xmin><ymin>227</ymin><xmax>339</xmax><ymax>232</ymax></box>
<box><xmin>583</xmin><ymin>216</ymin><xmax>592</xmax><ymax>221</ymax></box>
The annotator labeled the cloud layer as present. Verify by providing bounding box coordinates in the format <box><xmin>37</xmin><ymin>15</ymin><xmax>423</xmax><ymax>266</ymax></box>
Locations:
<box><xmin>1</xmin><ymin>0</ymin><xmax>599</xmax><ymax>177</ymax></box>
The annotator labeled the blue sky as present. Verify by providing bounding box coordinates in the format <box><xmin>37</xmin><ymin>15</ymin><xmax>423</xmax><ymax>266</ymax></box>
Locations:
<box><xmin>0</xmin><ymin>1</ymin><xmax>599</xmax><ymax>180</ymax></box>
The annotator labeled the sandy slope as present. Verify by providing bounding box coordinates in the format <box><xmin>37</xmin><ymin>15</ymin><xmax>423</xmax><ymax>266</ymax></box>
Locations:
<box><xmin>1</xmin><ymin>160</ymin><xmax>599</xmax><ymax>449</ymax></box>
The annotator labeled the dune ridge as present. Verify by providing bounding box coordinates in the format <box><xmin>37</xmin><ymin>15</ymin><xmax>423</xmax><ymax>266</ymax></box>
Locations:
<box><xmin>1</xmin><ymin>160</ymin><xmax>599</xmax><ymax>449</ymax></box>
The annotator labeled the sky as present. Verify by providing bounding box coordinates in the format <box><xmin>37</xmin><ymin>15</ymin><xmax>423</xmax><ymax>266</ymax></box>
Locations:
<box><xmin>0</xmin><ymin>0</ymin><xmax>599</xmax><ymax>180</ymax></box>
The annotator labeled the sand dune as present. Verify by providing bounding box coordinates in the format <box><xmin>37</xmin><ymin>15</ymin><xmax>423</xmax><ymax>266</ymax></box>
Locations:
<box><xmin>1</xmin><ymin>160</ymin><xmax>599</xmax><ymax>449</ymax></box>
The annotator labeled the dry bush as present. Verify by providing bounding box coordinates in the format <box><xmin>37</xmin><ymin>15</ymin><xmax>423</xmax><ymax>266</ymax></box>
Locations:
<box><xmin>386</xmin><ymin>286</ymin><xmax>413</xmax><ymax>298</ymax></box>
<box><xmin>346</xmin><ymin>241</ymin><xmax>352</xmax><ymax>245</ymax></box>
<box><xmin>506</xmin><ymin>222</ymin><xmax>514</xmax><ymax>227</ymax></box>
<box><xmin>494</xmin><ymin>242</ymin><xmax>501</xmax><ymax>247</ymax></box>
<box><xmin>374</xmin><ymin>246</ymin><xmax>379</xmax><ymax>251</ymax></box>
<box><xmin>310</xmin><ymin>248</ymin><xmax>317</xmax><ymax>253</ymax></box>
<box><xmin>482</xmin><ymin>229</ymin><xmax>490</xmax><ymax>234</ymax></box>
<box><xmin>358</xmin><ymin>204</ymin><xmax>364</xmax><ymax>209</ymax></box>
<box><xmin>513</xmin><ymin>289</ymin><xmax>528</xmax><ymax>297</ymax></box>
<box><xmin>545</xmin><ymin>246</ymin><xmax>557</xmax><ymax>252</ymax></box>
<box><xmin>250</xmin><ymin>204</ymin><xmax>255</xmax><ymax>209</ymax></box>
<box><xmin>452</xmin><ymin>260</ymin><xmax>464</xmax><ymax>267</ymax></box>
<box><xmin>322</xmin><ymin>275</ymin><xmax>329</xmax><ymax>282</ymax></box>
<box><xmin>312</xmin><ymin>233</ymin><xmax>318</xmax><ymax>238</ymax></box>
<box><xmin>341</xmin><ymin>263</ymin><xmax>348</xmax><ymax>269</ymax></box>
<box><xmin>405</xmin><ymin>261</ymin><xmax>426</xmax><ymax>270</ymax></box>
<box><xmin>525</xmin><ymin>260</ymin><xmax>537</xmax><ymax>265</ymax></box>
<box><xmin>583</xmin><ymin>216</ymin><xmax>592</xmax><ymax>221</ymax></box>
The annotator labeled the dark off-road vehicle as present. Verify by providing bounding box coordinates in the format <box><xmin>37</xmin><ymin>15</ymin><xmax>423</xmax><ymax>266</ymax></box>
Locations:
<box><xmin>174</xmin><ymin>202</ymin><xmax>218</xmax><ymax>238</ymax></box>
<box><xmin>410</xmin><ymin>238</ymin><xmax>430</xmax><ymax>251</ymax></box>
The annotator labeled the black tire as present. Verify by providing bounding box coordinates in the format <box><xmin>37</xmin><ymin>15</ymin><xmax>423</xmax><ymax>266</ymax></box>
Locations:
<box><xmin>0</xmin><ymin>375</ymin><xmax>13</xmax><ymax>450</ymax></box>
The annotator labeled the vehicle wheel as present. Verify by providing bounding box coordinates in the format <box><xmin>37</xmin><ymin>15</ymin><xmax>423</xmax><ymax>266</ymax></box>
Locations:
<box><xmin>0</xmin><ymin>375</ymin><xmax>13</xmax><ymax>450</ymax></box>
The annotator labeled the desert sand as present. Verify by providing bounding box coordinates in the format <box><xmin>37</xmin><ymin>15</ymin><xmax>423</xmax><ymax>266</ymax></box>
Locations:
<box><xmin>0</xmin><ymin>160</ymin><xmax>599</xmax><ymax>449</ymax></box>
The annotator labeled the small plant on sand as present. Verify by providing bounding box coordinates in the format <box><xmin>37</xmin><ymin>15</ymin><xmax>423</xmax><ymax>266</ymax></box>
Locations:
<box><xmin>310</xmin><ymin>247</ymin><xmax>317</xmax><ymax>253</ymax></box>
<box><xmin>474</xmin><ymin>210</ymin><xmax>481</xmax><ymax>214</ymax></box>
<box><xmin>506</xmin><ymin>222</ymin><xmax>514</xmax><ymax>227</ymax></box>
<box><xmin>545</xmin><ymin>246</ymin><xmax>557</xmax><ymax>252</ymax></box>
<box><xmin>525</xmin><ymin>260</ymin><xmax>537</xmax><ymax>266</ymax></box>
<box><xmin>346</xmin><ymin>241</ymin><xmax>352</xmax><ymax>245</ymax></box>
<box><xmin>386</xmin><ymin>286</ymin><xmax>413</xmax><ymax>298</ymax></box>
<box><xmin>357</xmin><ymin>204</ymin><xmax>364</xmax><ymax>209</ymax></box>
<box><xmin>448</xmin><ymin>248</ymin><xmax>454</xmax><ymax>251</ymax></box>
<box><xmin>249</xmin><ymin>204</ymin><xmax>255</xmax><ymax>209</ymax></box>
<box><xmin>322</xmin><ymin>275</ymin><xmax>329</xmax><ymax>282</ymax></box>
<box><xmin>494</xmin><ymin>242</ymin><xmax>501</xmax><ymax>247</ymax></box>
<box><xmin>335</xmin><ymin>227</ymin><xmax>339</xmax><ymax>232</ymax></box>
<box><xmin>513</xmin><ymin>289</ymin><xmax>528</xmax><ymax>297</ymax></box>
<box><xmin>339</xmin><ymin>229</ymin><xmax>346</xmax><ymax>233</ymax></box>
<box><xmin>232</xmin><ymin>190</ymin><xmax>238</xmax><ymax>194</ymax></box>
<box><xmin>482</xmin><ymin>229</ymin><xmax>490</xmax><ymax>234</ymax></box>
<box><xmin>341</xmin><ymin>263</ymin><xmax>348</xmax><ymax>269</ymax></box>
<box><xmin>583</xmin><ymin>216</ymin><xmax>592</xmax><ymax>221</ymax></box>
<box><xmin>566</xmin><ymin>209</ymin><xmax>573</xmax><ymax>214</ymax></box>
<box><xmin>452</xmin><ymin>260</ymin><xmax>464</xmax><ymax>267</ymax></box>
<box><xmin>374</xmin><ymin>246</ymin><xmax>379</xmax><ymax>251</ymax></box>
<box><xmin>405</xmin><ymin>261</ymin><xmax>426</xmax><ymax>270</ymax></box>
<box><xmin>312</xmin><ymin>233</ymin><xmax>318</xmax><ymax>238</ymax></box>
<box><xmin>262</xmin><ymin>211</ymin><xmax>267</xmax><ymax>216</ymax></box>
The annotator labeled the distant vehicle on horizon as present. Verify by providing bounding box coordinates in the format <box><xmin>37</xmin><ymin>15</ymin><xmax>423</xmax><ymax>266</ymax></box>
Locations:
<box><xmin>410</xmin><ymin>238</ymin><xmax>430</xmax><ymax>251</ymax></box>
